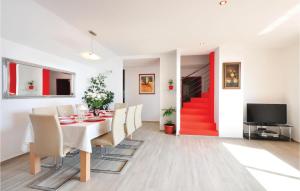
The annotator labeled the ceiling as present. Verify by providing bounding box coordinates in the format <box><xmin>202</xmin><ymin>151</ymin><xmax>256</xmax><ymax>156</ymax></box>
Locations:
<box><xmin>124</xmin><ymin>58</ymin><xmax>160</xmax><ymax>68</ymax></box>
<box><xmin>31</xmin><ymin>0</ymin><xmax>300</xmax><ymax>56</ymax></box>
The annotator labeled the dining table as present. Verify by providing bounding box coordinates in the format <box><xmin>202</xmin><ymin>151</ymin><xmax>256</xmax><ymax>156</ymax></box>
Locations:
<box><xmin>27</xmin><ymin>112</ymin><xmax>113</xmax><ymax>182</ymax></box>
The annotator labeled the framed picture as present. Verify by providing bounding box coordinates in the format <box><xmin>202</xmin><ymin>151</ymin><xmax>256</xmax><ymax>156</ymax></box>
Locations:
<box><xmin>223</xmin><ymin>62</ymin><xmax>241</xmax><ymax>89</ymax></box>
<box><xmin>139</xmin><ymin>74</ymin><xmax>155</xmax><ymax>94</ymax></box>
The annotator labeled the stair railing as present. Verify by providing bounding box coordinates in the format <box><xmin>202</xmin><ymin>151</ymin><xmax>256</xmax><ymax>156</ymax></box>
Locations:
<box><xmin>181</xmin><ymin>64</ymin><xmax>210</xmax><ymax>104</ymax></box>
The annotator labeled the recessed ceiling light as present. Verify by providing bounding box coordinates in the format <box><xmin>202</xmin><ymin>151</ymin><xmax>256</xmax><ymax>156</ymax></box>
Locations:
<box><xmin>219</xmin><ymin>0</ymin><xmax>227</xmax><ymax>6</ymax></box>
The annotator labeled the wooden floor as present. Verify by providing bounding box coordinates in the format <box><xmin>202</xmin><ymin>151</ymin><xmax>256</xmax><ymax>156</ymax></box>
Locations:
<box><xmin>1</xmin><ymin>122</ymin><xmax>300</xmax><ymax>191</ymax></box>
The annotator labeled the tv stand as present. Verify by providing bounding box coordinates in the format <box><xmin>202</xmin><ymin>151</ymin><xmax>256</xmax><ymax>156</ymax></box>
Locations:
<box><xmin>243</xmin><ymin>122</ymin><xmax>292</xmax><ymax>141</ymax></box>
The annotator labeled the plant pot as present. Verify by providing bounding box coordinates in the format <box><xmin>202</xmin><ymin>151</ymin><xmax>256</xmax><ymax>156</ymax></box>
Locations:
<box><xmin>164</xmin><ymin>124</ymin><xmax>175</xmax><ymax>134</ymax></box>
<box><xmin>28</xmin><ymin>85</ymin><xmax>34</xmax><ymax>90</ymax></box>
<box><xmin>168</xmin><ymin>85</ymin><xmax>174</xmax><ymax>90</ymax></box>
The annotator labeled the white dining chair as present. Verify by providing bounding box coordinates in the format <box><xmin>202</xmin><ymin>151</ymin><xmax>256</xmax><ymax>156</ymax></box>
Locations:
<box><xmin>32</xmin><ymin>106</ymin><xmax>58</xmax><ymax>115</ymax></box>
<box><xmin>134</xmin><ymin>104</ymin><xmax>143</xmax><ymax>129</ymax></box>
<box><xmin>119</xmin><ymin>104</ymin><xmax>144</xmax><ymax>149</ymax></box>
<box><xmin>29</xmin><ymin>114</ymin><xmax>79</xmax><ymax>190</ymax></box>
<box><xmin>124</xmin><ymin>106</ymin><xmax>137</xmax><ymax>140</ymax></box>
<box><xmin>115</xmin><ymin>105</ymin><xmax>140</xmax><ymax>154</ymax></box>
<box><xmin>114</xmin><ymin>103</ymin><xmax>128</xmax><ymax>110</ymax></box>
<box><xmin>57</xmin><ymin>105</ymin><xmax>75</xmax><ymax>117</ymax></box>
<box><xmin>91</xmin><ymin>108</ymin><xmax>129</xmax><ymax>173</ymax></box>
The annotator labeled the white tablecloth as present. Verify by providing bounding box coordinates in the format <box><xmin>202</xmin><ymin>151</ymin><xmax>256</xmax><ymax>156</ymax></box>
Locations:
<box><xmin>25</xmin><ymin>118</ymin><xmax>112</xmax><ymax>153</ymax></box>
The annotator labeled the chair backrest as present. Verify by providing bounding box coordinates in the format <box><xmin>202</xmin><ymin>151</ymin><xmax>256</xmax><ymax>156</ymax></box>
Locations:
<box><xmin>29</xmin><ymin>114</ymin><xmax>64</xmax><ymax>157</ymax></box>
<box><xmin>125</xmin><ymin>106</ymin><xmax>136</xmax><ymax>136</ymax></box>
<box><xmin>57</xmin><ymin>105</ymin><xmax>75</xmax><ymax>117</ymax></box>
<box><xmin>114</xmin><ymin>103</ymin><xmax>128</xmax><ymax>110</ymax></box>
<box><xmin>111</xmin><ymin>108</ymin><xmax>127</xmax><ymax>146</ymax></box>
<box><xmin>134</xmin><ymin>104</ymin><xmax>143</xmax><ymax>129</ymax></box>
<box><xmin>32</xmin><ymin>106</ymin><xmax>58</xmax><ymax>115</ymax></box>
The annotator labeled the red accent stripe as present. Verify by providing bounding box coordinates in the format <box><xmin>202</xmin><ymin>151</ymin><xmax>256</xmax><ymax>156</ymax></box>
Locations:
<box><xmin>9</xmin><ymin>63</ymin><xmax>17</xmax><ymax>95</ymax></box>
<box><xmin>42</xmin><ymin>69</ymin><xmax>50</xmax><ymax>95</ymax></box>
<box><xmin>209</xmin><ymin>52</ymin><xmax>215</xmax><ymax>123</ymax></box>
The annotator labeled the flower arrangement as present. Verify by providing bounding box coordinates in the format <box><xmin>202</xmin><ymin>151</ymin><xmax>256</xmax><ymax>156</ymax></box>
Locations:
<box><xmin>28</xmin><ymin>80</ymin><xmax>34</xmax><ymax>90</ymax></box>
<box><xmin>82</xmin><ymin>73</ymin><xmax>114</xmax><ymax>115</ymax></box>
<box><xmin>168</xmin><ymin>79</ymin><xmax>174</xmax><ymax>90</ymax></box>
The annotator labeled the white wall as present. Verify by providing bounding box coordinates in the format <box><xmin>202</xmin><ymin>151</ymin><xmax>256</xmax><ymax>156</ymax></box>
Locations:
<box><xmin>160</xmin><ymin>51</ymin><xmax>177</xmax><ymax>130</ymax></box>
<box><xmin>298</xmin><ymin>33</ymin><xmax>300</xmax><ymax>142</ymax></box>
<box><xmin>243</xmin><ymin>49</ymin><xmax>286</xmax><ymax>105</ymax></box>
<box><xmin>215</xmin><ymin>45</ymin><xmax>244</xmax><ymax>138</ymax></box>
<box><xmin>124</xmin><ymin>63</ymin><xmax>160</xmax><ymax>121</ymax></box>
<box><xmin>214</xmin><ymin>48</ymin><xmax>220</xmax><ymax>131</ymax></box>
<box><xmin>181</xmin><ymin>55</ymin><xmax>208</xmax><ymax>68</ymax></box>
<box><xmin>0</xmin><ymin>0</ymin><xmax>123</xmax><ymax>161</ymax></box>
<box><xmin>242</xmin><ymin>45</ymin><xmax>299</xmax><ymax>141</ymax></box>
<box><xmin>280</xmin><ymin>42</ymin><xmax>299</xmax><ymax>142</ymax></box>
<box><xmin>176</xmin><ymin>50</ymin><xmax>181</xmax><ymax>135</ymax></box>
<box><xmin>215</xmin><ymin>43</ymin><xmax>300</xmax><ymax>140</ymax></box>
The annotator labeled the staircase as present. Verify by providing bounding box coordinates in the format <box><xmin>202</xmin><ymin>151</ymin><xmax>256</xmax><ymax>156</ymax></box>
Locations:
<box><xmin>180</xmin><ymin>52</ymin><xmax>218</xmax><ymax>136</ymax></box>
<box><xmin>180</xmin><ymin>92</ymin><xmax>218</xmax><ymax>136</ymax></box>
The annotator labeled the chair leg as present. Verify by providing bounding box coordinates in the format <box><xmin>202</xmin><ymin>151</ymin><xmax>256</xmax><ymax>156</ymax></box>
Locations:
<box><xmin>91</xmin><ymin>156</ymin><xmax>129</xmax><ymax>174</ymax></box>
<box><xmin>91</xmin><ymin>145</ymin><xmax>129</xmax><ymax>174</ymax></box>
<box><xmin>41</xmin><ymin>157</ymin><xmax>58</xmax><ymax>169</ymax></box>
<box><xmin>104</xmin><ymin>146</ymin><xmax>137</xmax><ymax>158</ymax></box>
<box><xmin>29</xmin><ymin>166</ymin><xmax>79</xmax><ymax>191</ymax></box>
<box><xmin>118</xmin><ymin>138</ymin><xmax>144</xmax><ymax>149</ymax></box>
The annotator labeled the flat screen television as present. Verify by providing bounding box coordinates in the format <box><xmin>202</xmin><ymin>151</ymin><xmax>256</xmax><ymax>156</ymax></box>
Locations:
<box><xmin>247</xmin><ymin>104</ymin><xmax>287</xmax><ymax>125</ymax></box>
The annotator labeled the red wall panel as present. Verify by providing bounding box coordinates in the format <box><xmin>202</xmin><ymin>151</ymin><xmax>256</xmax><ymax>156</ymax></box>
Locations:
<box><xmin>42</xmin><ymin>69</ymin><xmax>50</xmax><ymax>95</ymax></box>
<box><xmin>9</xmin><ymin>62</ymin><xmax>17</xmax><ymax>95</ymax></box>
<box><xmin>209</xmin><ymin>52</ymin><xmax>215</xmax><ymax>123</ymax></box>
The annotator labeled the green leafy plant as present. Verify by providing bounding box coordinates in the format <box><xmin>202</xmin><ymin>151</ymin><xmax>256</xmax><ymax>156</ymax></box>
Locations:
<box><xmin>82</xmin><ymin>73</ymin><xmax>114</xmax><ymax>114</ymax></box>
<box><xmin>28</xmin><ymin>80</ymin><xmax>34</xmax><ymax>86</ymax></box>
<box><xmin>168</xmin><ymin>79</ymin><xmax>174</xmax><ymax>86</ymax></box>
<box><xmin>162</xmin><ymin>107</ymin><xmax>176</xmax><ymax>125</ymax></box>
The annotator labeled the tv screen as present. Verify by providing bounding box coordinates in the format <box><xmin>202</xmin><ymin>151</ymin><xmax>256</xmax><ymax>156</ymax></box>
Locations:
<box><xmin>247</xmin><ymin>104</ymin><xmax>287</xmax><ymax>125</ymax></box>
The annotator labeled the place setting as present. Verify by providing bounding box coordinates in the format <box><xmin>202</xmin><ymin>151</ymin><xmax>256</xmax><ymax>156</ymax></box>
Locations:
<box><xmin>58</xmin><ymin>113</ymin><xmax>108</xmax><ymax>125</ymax></box>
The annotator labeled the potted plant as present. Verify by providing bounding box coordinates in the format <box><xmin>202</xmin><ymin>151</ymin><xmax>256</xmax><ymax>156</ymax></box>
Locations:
<box><xmin>168</xmin><ymin>79</ymin><xmax>174</xmax><ymax>90</ymax></box>
<box><xmin>162</xmin><ymin>107</ymin><xmax>176</xmax><ymax>134</ymax></box>
<box><xmin>82</xmin><ymin>73</ymin><xmax>114</xmax><ymax>116</ymax></box>
<box><xmin>28</xmin><ymin>80</ymin><xmax>34</xmax><ymax>90</ymax></box>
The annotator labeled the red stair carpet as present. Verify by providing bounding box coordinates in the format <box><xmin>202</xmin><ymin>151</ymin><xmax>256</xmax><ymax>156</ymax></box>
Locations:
<box><xmin>180</xmin><ymin>92</ymin><xmax>218</xmax><ymax>136</ymax></box>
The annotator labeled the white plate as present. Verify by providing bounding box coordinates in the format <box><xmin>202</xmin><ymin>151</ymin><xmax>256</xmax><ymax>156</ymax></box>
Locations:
<box><xmin>60</xmin><ymin>119</ymin><xmax>75</xmax><ymax>124</ymax></box>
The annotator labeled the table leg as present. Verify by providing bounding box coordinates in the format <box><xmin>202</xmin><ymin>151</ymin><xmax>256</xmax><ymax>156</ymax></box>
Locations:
<box><xmin>248</xmin><ymin>125</ymin><xmax>251</xmax><ymax>140</ymax></box>
<box><xmin>279</xmin><ymin>126</ymin><xmax>281</xmax><ymax>136</ymax></box>
<box><xmin>289</xmin><ymin>127</ymin><xmax>292</xmax><ymax>142</ymax></box>
<box><xmin>29</xmin><ymin>143</ymin><xmax>41</xmax><ymax>175</ymax></box>
<box><xmin>80</xmin><ymin>151</ymin><xmax>90</xmax><ymax>182</ymax></box>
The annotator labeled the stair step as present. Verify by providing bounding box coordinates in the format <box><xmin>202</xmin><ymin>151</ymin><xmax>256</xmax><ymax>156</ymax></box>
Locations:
<box><xmin>190</xmin><ymin>98</ymin><xmax>209</xmax><ymax>103</ymax></box>
<box><xmin>181</xmin><ymin>122</ymin><xmax>216</xmax><ymax>130</ymax></box>
<box><xmin>183</xmin><ymin>102</ymin><xmax>209</xmax><ymax>109</ymax></box>
<box><xmin>201</xmin><ymin>92</ymin><xmax>209</xmax><ymax>98</ymax></box>
<box><xmin>180</xmin><ymin>129</ymin><xmax>218</xmax><ymax>136</ymax></box>
<box><xmin>181</xmin><ymin>115</ymin><xmax>210</xmax><ymax>122</ymax></box>
<box><xmin>181</xmin><ymin>108</ymin><xmax>209</xmax><ymax>115</ymax></box>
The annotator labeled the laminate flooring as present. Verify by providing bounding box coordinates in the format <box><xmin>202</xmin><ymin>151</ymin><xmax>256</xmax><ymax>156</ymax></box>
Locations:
<box><xmin>1</xmin><ymin>122</ymin><xmax>299</xmax><ymax>191</ymax></box>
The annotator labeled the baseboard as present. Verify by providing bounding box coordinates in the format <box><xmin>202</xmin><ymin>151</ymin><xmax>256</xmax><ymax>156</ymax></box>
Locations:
<box><xmin>0</xmin><ymin>152</ymin><xmax>28</xmax><ymax>165</ymax></box>
<box><xmin>142</xmin><ymin>121</ymin><xmax>159</xmax><ymax>123</ymax></box>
